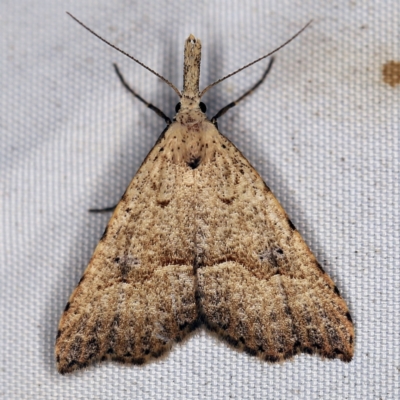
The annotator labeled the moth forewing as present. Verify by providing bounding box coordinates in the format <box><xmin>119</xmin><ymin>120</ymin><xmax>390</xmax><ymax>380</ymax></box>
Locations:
<box><xmin>56</xmin><ymin>21</ymin><xmax>354</xmax><ymax>374</ymax></box>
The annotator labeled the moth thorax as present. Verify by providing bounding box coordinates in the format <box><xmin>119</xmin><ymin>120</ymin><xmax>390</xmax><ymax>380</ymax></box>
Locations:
<box><xmin>182</xmin><ymin>34</ymin><xmax>202</xmax><ymax>99</ymax></box>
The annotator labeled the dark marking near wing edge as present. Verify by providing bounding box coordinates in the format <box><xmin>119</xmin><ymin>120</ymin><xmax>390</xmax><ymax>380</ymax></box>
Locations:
<box><xmin>263</xmin><ymin>181</ymin><xmax>271</xmax><ymax>192</ymax></box>
<box><xmin>100</xmin><ymin>226</ymin><xmax>108</xmax><ymax>241</ymax></box>
<box><xmin>283</xmin><ymin>348</ymin><xmax>296</xmax><ymax>359</ymax></box>
<box><xmin>179</xmin><ymin>321</ymin><xmax>189</xmax><ymax>330</ymax></box>
<box><xmin>65</xmin><ymin>360</ymin><xmax>78</xmax><ymax>373</ymax></box>
<box><xmin>334</xmin><ymin>286</ymin><xmax>341</xmax><ymax>296</ymax></box>
<box><xmin>346</xmin><ymin>312</ymin><xmax>353</xmax><ymax>323</ymax></box>
<box><xmin>151</xmin><ymin>349</ymin><xmax>164</xmax><ymax>359</ymax></box>
<box><xmin>302</xmin><ymin>346</ymin><xmax>313</xmax><ymax>354</ymax></box>
<box><xmin>244</xmin><ymin>346</ymin><xmax>257</xmax><ymax>356</ymax></box>
<box><xmin>78</xmin><ymin>275</ymin><xmax>85</xmax><ymax>285</ymax></box>
<box><xmin>121</xmin><ymin>191</ymin><xmax>129</xmax><ymax>202</ymax></box>
<box><xmin>131</xmin><ymin>357</ymin><xmax>146</xmax><ymax>365</ymax></box>
<box><xmin>333</xmin><ymin>348</ymin><xmax>344</xmax><ymax>356</ymax></box>
<box><xmin>293</xmin><ymin>340</ymin><xmax>302</xmax><ymax>351</ymax></box>
<box><xmin>288</xmin><ymin>219</ymin><xmax>296</xmax><ymax>230</ymax></box>
<box><xmin>316</xmin><ymin>262</ymin><xmax>325</xmax><ymax>273</ymax></box>
<box><xmin>225</xmin><ymin>336</ymin><xmax>239</xmax><ymax>347</ymax></box>
<box><xmin>64</xmin><ymin>302</ymin><xmax>70</xmax><ymax>312</ymax></box>
<box><xmin>56</xmin><ymin>330</ymin><xmax>61</xmax><ymax>339</ymax></box>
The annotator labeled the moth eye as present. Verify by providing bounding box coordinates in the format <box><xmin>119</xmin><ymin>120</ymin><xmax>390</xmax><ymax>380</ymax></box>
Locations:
<box><xmin>175</xmin><ymin>102</ymin><xmax>181</xmax><ymax>112</ymax></box>
<box><xmin>199</xmin><ymin>102</ymin><xmax>207</xmax><ymax>113</ymax></box>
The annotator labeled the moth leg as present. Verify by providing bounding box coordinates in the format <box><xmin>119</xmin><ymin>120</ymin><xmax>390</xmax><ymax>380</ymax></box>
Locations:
<box><xmin>211</xmin><ymin>57</ymin><xmax>275</xmax><ymax>123</ymax></box>
<box><xmin>89</xmin><ymin>206</ymin><xmax>116</xmax><ymax>213</ymax></box>
<box><xmin>113</xmin><ymin>63</ymin><xmax>172</xmax><ymax>125</ymax></box>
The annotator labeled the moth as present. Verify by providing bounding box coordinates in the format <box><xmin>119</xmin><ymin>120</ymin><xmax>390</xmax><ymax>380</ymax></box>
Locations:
<box><xmin>56</xmin><ymin>15</ymin><xmax>354</xmax><ymax>373</ymax></box>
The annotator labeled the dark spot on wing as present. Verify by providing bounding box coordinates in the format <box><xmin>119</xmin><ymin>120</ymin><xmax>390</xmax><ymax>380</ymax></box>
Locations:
<box><xmin>333</xmin><ymin>348</ymin><xmax>345</xmax><ymax>356</ymax></box>
<box><xmin>132</xmin><ymin>357</ymin><xmax>145</xmax><ymax>365</ymax></box>
<box><xmin>283</xmin><ymin>348</ymin><xmax>295</xmax><ymax>359</ymax></box>
<box><xmin>157</xmin><ymin>199</ymin><xmax>171</xmax><ymax>207</ymax></box>
<box><xmin>316</xmin><ymin>262</ymin><xmax>325</xmax><ymax>273</ymax></box>
<box><xmin>265</xmin><ymin>354</ymin><xmax>279</xmax><ymax>362</ymax></box>
<box><xmin>334</xmin><ymin>286</ymin><xmax>341</xmax><ymax>296</ymax></box>
<box><xmin>66</xmin><ymin>360</ymin><xmax>78</xmax><ymax>372</ymax></box>
<box><xmin>121</xmin><ymin>191</ymin><xmax>129</xmax><ymax>202</ymax></box>
<box><xmin>225</xmin><ymin>336</ymin><xmax>239</xmax><ymax>347</ymax></box>
<box><xmin>187</xmin><ymin>157</ymin><xmax>201</xmax><ymax>169</ymax></box>
<box><xmin>287</xmin><ymin>219</ymin><xmax>296</xmax><ymax>230</ymax></box>
<box><xmin>340</xmin><ymin>352</ymin><xmax>353</xmax><ymax>362</ymax></box>
<box><xmin>151</xmin><ymin>349</ymin><xmax>164</xmax><ymax>358</ymax></box>
<box><xmin>179</xmin><ymin>322</ymin><xmax>189</xmax><ymax>330</ymax></box>
<box><xmin>244</xmin><ymin>346</ymin><xmax>257</xmax><ymax>356</ymax></box>
<box><xmin>221</xmin><ymin>197</ymin><xmax>233</xmax><ymax>205</ymax></box>
<box><xmin>346</xmin><ymin>312</ymin><xmax>353</xmax><ymax>323</ymax></box>
<box><xmin>64</xmin><ymin>302</ymin><xmax>70</xmax><ymax>312</ymax></box>
<box><xmin>302</xmin><ymin>347</ymin><xmax>313</xmax><ymax>354</ymax></box>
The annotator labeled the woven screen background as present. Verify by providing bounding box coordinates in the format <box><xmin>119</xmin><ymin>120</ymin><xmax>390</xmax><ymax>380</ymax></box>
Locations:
<box><xmin>1</xmin><ymin>0</ymin><xmax>399</xmax><ymax>398</ymax></box>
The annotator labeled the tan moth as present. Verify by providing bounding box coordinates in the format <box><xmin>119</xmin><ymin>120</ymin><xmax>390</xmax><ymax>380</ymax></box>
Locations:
<box><xmin>56</xmin><ymin>15</ymin><xmax>354</xmax><ymax>374</ymax></box>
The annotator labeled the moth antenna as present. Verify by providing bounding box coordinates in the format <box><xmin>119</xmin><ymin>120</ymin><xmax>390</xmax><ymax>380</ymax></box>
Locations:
<box><xmin>200</xmin><ymin>20</ymin><xmax>312</xmax><ymax>97</ymax></box>
<box><xmin>66</xmin><ymin>12</ymin><xmax>182</xmax><ymax>98</ymax></box>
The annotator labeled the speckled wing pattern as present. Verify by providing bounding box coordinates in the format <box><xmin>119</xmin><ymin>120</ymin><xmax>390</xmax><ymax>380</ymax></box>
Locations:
<box><xmin>56</xmin><ymin>119</ymin><xmax>354</xmax><ymax>373</ymax></box>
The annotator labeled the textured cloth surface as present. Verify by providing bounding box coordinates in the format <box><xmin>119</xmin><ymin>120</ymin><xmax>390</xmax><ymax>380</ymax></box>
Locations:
<box><xmin>1</xmin><ymin>0</ymin><xmax>399</xmax><ymax>399</ymax></box>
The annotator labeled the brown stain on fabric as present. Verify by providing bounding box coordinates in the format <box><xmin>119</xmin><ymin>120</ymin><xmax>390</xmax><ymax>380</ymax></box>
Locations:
<box><xmin>382</xmin><ymin>61</ymin><xmax>400</xmax><ymax>87</ymax></box>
